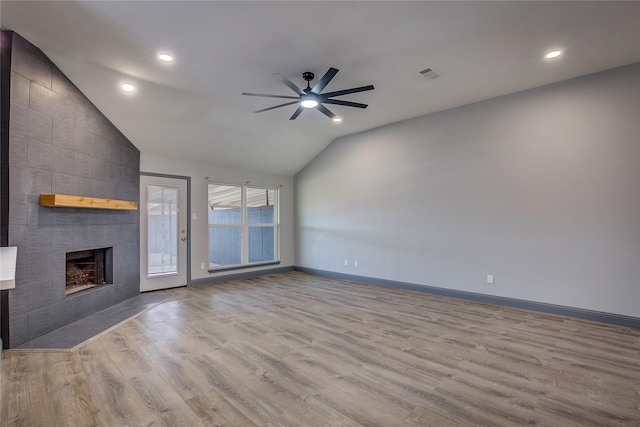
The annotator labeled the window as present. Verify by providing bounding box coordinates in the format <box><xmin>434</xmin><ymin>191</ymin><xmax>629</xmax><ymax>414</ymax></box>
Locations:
<box><xmin>208</xmin><ymin>183</ymin><xmax>279</xmax><ymax>270</ymax></box>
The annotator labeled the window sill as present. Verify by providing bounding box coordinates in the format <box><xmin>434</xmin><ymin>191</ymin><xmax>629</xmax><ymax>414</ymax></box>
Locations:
<box><xmin>208</xmin><ymin>261</ymin><xmax>280</xmax><ymax>274</ymax></box>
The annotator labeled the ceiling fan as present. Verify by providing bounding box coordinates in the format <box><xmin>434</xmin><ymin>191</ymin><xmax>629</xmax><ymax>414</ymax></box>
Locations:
<box><xmin>242</xmin><ymin>67</ymin><xmax>374</xmax><ymax>120</ymax></box>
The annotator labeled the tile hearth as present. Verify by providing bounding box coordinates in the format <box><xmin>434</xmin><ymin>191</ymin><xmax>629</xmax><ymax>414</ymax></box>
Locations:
<box><xmin>13</xmin><ymin>294</ymin><xmax>168</xmax><ymax>350</ymax></box>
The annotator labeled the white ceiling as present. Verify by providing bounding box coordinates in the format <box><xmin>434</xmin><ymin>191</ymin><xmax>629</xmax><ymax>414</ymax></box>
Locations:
<box><xmin>1</xmin><ymin>1</ymin><xmax>639</xmax><ymax>176</ymax></box>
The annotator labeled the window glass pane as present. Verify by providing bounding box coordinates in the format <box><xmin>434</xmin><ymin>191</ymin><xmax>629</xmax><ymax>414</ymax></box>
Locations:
<box><xmin>208</xmin><ymin>184</ymin><xmax>242</xmax><ymax>224</ymax></box>
<box><xmin>147</xmin><ymin>185</ymin><xmax>179</xmax><ymax>275</ymax></box>
<box><xmin>248</xmin><ymin>226</ymin><xmax>275</xmax><ymax>263</ymax></box>
<box><xmin>209</xmin><ymin>227</ymin><xmax>242</xmax><ymax>266</ymax></box>
<box><xmin>247</xmin><ymin>187</ymin><xmax>275</xmax><ymax>224</ymax></box>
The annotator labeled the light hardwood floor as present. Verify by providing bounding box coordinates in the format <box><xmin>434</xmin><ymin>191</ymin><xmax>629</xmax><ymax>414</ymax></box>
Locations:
<box><xmin>2</xmin><ymin>271</ymin><xmax>639</xmax><ymax>426</ymax></box>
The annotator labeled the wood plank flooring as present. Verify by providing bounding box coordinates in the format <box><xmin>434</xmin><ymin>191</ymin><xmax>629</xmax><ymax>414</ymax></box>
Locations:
<box><xmin>2</xmin><ymin>271</ymin><xmax>639</xmax><ymax>426</ymax></box>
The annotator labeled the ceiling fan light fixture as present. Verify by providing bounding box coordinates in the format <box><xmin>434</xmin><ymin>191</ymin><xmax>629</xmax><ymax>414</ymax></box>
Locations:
<box><xmin>301</xmin><ymin>97</ymin><xmax>318</xmax><ymax>109</ymax></box>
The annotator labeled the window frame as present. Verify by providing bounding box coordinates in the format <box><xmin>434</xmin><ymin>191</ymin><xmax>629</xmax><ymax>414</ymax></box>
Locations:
<box><xmin>207</xmin><ymin>182</ymin><xmax>280</xmax><ymax>272</ymax></box>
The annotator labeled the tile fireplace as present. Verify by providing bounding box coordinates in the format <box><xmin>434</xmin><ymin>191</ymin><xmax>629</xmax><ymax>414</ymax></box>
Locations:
<box><xmin>1</xmin><ymin>32</ymin><xmax>140</xmax><ymax>348</ymax></box>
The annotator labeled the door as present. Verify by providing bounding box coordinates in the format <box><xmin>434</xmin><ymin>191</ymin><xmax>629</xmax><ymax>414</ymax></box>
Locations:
<box><xmin>140</xmin><ymin>175</ymin><xmax>188</xmax><ymax>291</ymax></box>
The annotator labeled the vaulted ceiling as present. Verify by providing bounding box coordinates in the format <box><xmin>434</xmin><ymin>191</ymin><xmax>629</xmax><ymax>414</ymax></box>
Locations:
<box><xmin>2</xmin><ymin>1</ymin><xmax>639</xmax><ymax>176</ymax></box>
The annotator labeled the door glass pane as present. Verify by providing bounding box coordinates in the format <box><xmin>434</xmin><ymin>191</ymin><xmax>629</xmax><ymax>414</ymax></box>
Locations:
<box><xmin>247</xmin><ymin>188</ymin><xmax>275</xmax><ymax>224</ymax></box>
<box><xmin>248</xmin><ymin>226</ymin><xmax>275</xmax><ymax>262</ymax></box>
<box><xmin>209</xmin><ymin>227</ymin><xmax>242</xmax><ymax>266</ymax></box>
<box><xmin>147</xmin><ymin>185</ymin><xmax>179</xmax><ymax>275</ymax></box>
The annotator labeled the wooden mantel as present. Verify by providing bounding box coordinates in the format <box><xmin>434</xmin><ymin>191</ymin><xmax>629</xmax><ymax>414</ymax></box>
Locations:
<box><xmin>40</xmin><ymin>194</ymin><xmax>138</xmax><ymax>210</ymax></box>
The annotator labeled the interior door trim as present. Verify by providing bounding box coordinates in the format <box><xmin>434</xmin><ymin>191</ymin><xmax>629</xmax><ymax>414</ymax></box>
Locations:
<box><xmin>140</xmin><ymin>172</ymin><xmax>191</xmax><ymax>286</ymax></box>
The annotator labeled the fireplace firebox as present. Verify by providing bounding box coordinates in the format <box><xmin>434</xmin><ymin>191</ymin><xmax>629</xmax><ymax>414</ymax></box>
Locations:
<box><xmin>65</xmin><ymin>247</ymin><xmax>113</xmax><ymax>295</ymax></box>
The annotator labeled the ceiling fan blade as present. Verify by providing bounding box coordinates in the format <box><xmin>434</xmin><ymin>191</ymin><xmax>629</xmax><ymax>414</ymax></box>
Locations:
<box><xmin>242</xmin><ymin>92</ymin><xmax>299</xmax><ymax>100</ymax></box>
<box><xmin>274</xmin><ymin>73</ymin><xmax>306</xmax><ymax>96</ymax></box>
<box><xmin>322</xmin><ymin>85</ymin><xmax>375</xmax><ymax>98</ymax></box>
<box><xmin>316</xmin><ymin>103</ymin><xmax>336</xmax><ymax>119</ymax></box>
<box><xmin>255</xmin><ymin>101</ymin><xmax>299</xmax><ymax>113</ymax></box>
<box><xmin>322</xmin><ymin>99</ymin><xmax>368</xmax><ymax>109</ymax></box>
<box><xmin>289</xmin><ymin>106</ymin><xmax>304</xmax><ymax>120</ymax></box>
<box><xmin>311</xmin><ymin>67</ymin><xmax>339</xmax><ymax>94</ymax></box>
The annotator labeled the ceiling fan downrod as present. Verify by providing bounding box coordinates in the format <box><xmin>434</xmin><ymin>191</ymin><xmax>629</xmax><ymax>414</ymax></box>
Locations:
<box><xmin>302</xmin><ymin>72</ymin><xmax>314</xmax><ymax>92</ymax></box>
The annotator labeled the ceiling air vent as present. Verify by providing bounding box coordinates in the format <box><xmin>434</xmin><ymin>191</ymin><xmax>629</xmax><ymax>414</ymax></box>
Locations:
<box><xmin>419</xmin><ymin>67</ymin><xmax>442</xmax><ymax>80</ymax></box>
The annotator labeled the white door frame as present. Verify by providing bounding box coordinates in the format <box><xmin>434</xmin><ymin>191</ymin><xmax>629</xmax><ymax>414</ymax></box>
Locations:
<box><xmin>140</xmin><ymin>173</ymin><xmax>190</xmax><ymax>291</ymax></box>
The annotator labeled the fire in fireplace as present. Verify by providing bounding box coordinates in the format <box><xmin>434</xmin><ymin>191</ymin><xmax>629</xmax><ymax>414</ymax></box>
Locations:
<box><xmin>65</xmin><ymin>248</ymin><xmax>113</xmax><ymax>295</ymax></box>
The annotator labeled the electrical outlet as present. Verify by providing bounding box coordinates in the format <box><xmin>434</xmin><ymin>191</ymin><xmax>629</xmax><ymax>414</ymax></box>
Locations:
<box><xmin>487</xmin><ymin>274</ymin><xmax>494</xmax><ymax>284</ymax></box>
<box><xmin>344</xmin><ymin>258</ymin><xmax>348</xmax><ymax>266</ymax></box>
<box><xmin>354</xmin><ymin>260</ymin><xmax>359</xmax><ymax>267</ymax></box>
<box><xmin>201</xmin><ymin>263</ymin><xmax>205</xmax><ymax>270</ymax></box>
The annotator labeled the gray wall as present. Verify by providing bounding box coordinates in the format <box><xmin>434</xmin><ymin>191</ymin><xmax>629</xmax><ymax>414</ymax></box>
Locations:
<box><xmin>5</xmin><ymin>32</ymin><xmax>140</xmax><ymax>347</ymax></box>
<box><xmin>295</xmin><ymin>63</ymin><xmax>640</xmax><ymax>318</ymax></box>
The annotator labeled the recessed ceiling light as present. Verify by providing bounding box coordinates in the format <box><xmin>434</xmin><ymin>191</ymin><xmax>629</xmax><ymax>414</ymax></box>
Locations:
<box><xmin>158</xmin><ymin>53</ymin><xmax>174</xmax><ymax>62</ymax></box>
<box><xmin>121</xmin><ymin>83</ymin><xmax>136</xmax><ymax>93</ymax></box>
<box><xmin>332</xmin><ymin>117</ymin><xmax>342</xmax><ymax>122</ymax></box>
<box><xmin>545</xmin><ymin>50</ymin><xmax>562</xmax><ymax>59</ymax></box>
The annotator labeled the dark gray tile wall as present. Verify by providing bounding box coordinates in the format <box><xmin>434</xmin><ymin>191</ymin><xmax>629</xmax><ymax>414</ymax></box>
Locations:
<box><xmin>6</xmin><ymin>33</ymin><xmax>140</xmax><ymax>347</ymax></box>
